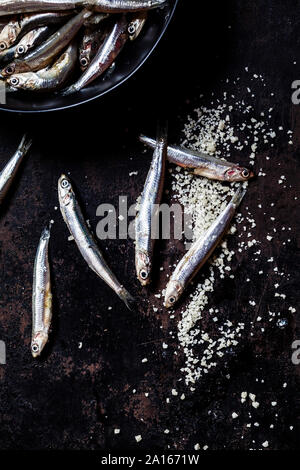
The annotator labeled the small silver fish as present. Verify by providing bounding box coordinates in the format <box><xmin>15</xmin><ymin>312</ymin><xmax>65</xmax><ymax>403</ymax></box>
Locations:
<box><xmin>61</xmin><ymin>14</ymin><xmax>128</xmax><ymax>95</ymax></box>
<box><xmin>1</xmin><ymin>9</ymin><xmax>91</xmax><ymax>77</ymax></box>
<box><xmin>8</xmin><ymin>41</ymin><xmax>77</xmax><ymax>92</ymax></box>
<box><xmin>164</xmin><ymin>186</ymin><xmax>247</xmax><ymax>308</ymax></box>
<box><xmin>31</xmin><ymin>223</ymin><xmax>52</xmax><ymax>358</ymax></box>
<box><xmin>128</xmin><ymin>11</ymin><xmax>147</xmax><ymax>40</ymax></box>
<box><xmin>139</xmin><ymin>135</ymin><xmax>254</xmax><ymax>182</ymax></box>
<box><xmin>14</xmin><ymin>26</ymin><xmax>51</xmax><ymax>58</ymax></box>
<box><xmin>0</xmin><ymin>134</ymin><xmax>32</xmax><ymax>205</ymax></box>
<box><xmin>89</xmin><ymin>0</ymin><xmax>167</xmax><ymax>13</ymax></box>
<box><xmin>0</xmin><ymin>10</ymin><xmax>73</xmax><ymax>51</ymax></box>
<box><xmin>58</xmin><ymin>174</ymin><xmax>135</xmax><ymax>310</ymax></box>
<box><xmin>135</xmin><ymin>124</ymin><xmax>167</xmax><ymax>285</ymax></box>
<box><xmin>79</xmin><ymin>27</ymin><xmax>105</xmax><ymax>71</ymax></box>
<box><xmin>0</xmin><ymin>0</ymin><xmax>166</xmax><ymax>16</ymax></box>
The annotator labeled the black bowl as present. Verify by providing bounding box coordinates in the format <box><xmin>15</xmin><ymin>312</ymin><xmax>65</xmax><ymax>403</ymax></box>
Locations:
<box><xmin>0</xmin><ymin>0</ymin><xmax>178</xmax><ymax>113</ymax></box>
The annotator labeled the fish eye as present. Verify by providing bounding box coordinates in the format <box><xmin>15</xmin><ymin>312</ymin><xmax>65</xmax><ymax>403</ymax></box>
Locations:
<box><xmin>17</xmin><ymin>45</ymin><xmax>25</xmax><ymax>55</ymax></box>
<box><xmin>0</xmin><ymin>42</ymin><xmax>6</xmax><ymax>51</ymax></box>
<box><xmin>140</xmin><ymin>269</ymin><xmax>148</xmax><ymax>280</ymax></box>
<box><xmin>128</xmin><ymin>24</ymin><xmax>136</xmax><ymax>35</ymax></box>
<box><xmin>10</xmin><ymin>77</ymin><xmax>19</xmax><ymax>86</ymax></box>
<box><xmin>31</xmin><ymin>343</ymin><xmax>39</xmax><ymax>354</ymax></box>
<box><xmin>5</xmin><ymin>65</ymin><xmax>15</xmax><ymax>75</ymax></box>
<box><xmin>80</xmin><ymin>57</ymin><xmax>88</xmax><ymax>67</ymax></box>
<box><xmin>242</xmin><ymin>169</ymin><xmax>249</xmax><ymax>178</ymax></box>
<box><xmin>61</xmin><ymin>179</ymin><xmax>69</xmax><ymax>189</ymax></box>
<box><xmin>168</xmin><ymin>296</ymin><xmax>176</xmax><ymax>304</ymax></box>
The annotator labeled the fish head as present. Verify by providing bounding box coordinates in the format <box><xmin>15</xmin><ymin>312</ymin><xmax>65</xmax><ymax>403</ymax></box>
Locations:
<box><xmin>31</xmin><ymin>331</ymin><xmax>48</xmax><ymax>358</ymax></box>
<box><xmin>0</xmin><ymin>40</ymin><xmax>9</xmax><ymax>51</ymax></box>
<box><xmin>15</xmin><ymin>44</ymin><xmax>28</xmax><ymax>58</ymax></box>
<box><xmin>79</xmin><ymin>52</ymin><xmax>90</xmax><ymax>70</ymax></box>
<box><xmin>58</xmin><ymin>175</ymin><xmax>74</xmax><ymax>207</ymax></box>
<box><xmin>164</xmin><ymin>280</ymin><xmax>183</xmax><ymax>308</ymax></box>
<box><xmin>135</xmin><ymin>250</ymin><xmax>151</xmax><ymax>286</ymax></box>
<box><xmin>1</xmin><ymin>62</ymin><xmax>16</xmax><ymax>78</ymax></box>
<box><xmin>224</xmin><ymin>166</ymin><xmax>254</xmax><ymax>181</ymax></box>
<box><xmin>7</xmin><ymin>73</ymin><xmax>38</xmax><ymax>91</ymax></box>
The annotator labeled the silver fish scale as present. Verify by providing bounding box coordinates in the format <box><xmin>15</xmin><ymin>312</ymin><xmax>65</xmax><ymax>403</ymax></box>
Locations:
<box><xmin>175</xmin><ymin>204</ymin><xmax>236</xmax><ymax>289</ymax></box>
<box><xmin>169</xmin><ymin>187</ymin><xmax>246</xmax><ymax>291</ymax></box>
<box><xmin>136</xmin><ymin>140</ymin><xmax>166</xmax><ymax>254</ymax></box>
<box><xmin>32</xmin><ymin>227</ymin><xmax>51</xmax><ymax>335</ymax></box>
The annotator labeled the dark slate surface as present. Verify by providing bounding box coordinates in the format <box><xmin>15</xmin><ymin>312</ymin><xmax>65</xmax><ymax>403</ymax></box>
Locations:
<box><xmin>0</xmin><ymin>1</ymin><xmax>299</xmax><ymax>451</ymax></box>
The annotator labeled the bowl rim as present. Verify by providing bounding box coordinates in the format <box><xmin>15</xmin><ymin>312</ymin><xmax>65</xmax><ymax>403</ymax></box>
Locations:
<box><xmin>0</xmin><ymin>0</ymin><xmax>178</xmax><ymax>114</ymax></box>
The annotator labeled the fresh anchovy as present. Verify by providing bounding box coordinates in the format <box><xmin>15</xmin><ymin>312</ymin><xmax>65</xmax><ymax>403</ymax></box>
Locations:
<box><xmin>15</xmin><ymin>26</ymin><xmax>51</xmax><ymax>58</ymax></box>
<box><xmin>0</xmin><ymin>1</ymin><xmax>82</xmax><ymax>16</ymax></box>
<box><xmin>128</xmin><ymin>11</ymin><xmax>147</xmax><ymax>40</ymax></box>
<box><xmin>31</xmin><ymin>224</ymin><xmax>52</xmax><ymax>358</ymax></box>
<box><xmin>0</xmin><ymin>27</ymin><xmax>50</xmax><ymax>63</ymax></box>
<box><xmin>139</xmin><ymin>135</ymin><xmax>254</xmax><ymax>182</ymax></box>
<box><xmin>58</xmin><ymin>174</ymin><xmax>135</xmax><ymax>310</ymax></box>
<box><xmin>90</xmin><ymin>0</ymin><xmax>167</xmax><ymax>13</ymax></box>
<box><xmin>79</xmin><ymin>27</ymin><xmax>105</xmax><ymax>71</ymax></box>
<box><xmin>0</xmin><ymin>0</ymin><xmax>166</xmax><ymax>16</ymax></box>
<box><xmin>61</xmin><ymin>13</ymin><xmax>128</xmax><ymax>95</ymax></box>
<box><xmin>1</xmin><ymin>9</ymin><xmax>91</xmax><ymax>77</ymax></box>
<box><xmin>0</xmin><ymin>11</ymin><xmax>74</xmax><ymax>51</ymax></box>
<box><xmin>0</xmin><ymin>134</ymin><xmax>32</xmax><ymax>205</ymax></box>
<box><xmin>135</xmin><ymin>125</ymin><xmax>167</xmax><ymax>285</ymax></box>
<box><xmin>8</xmin><ymin>41</ymin><xmax>77</xmax><ymax>91</ymax></box>
<box><xmin>164</xmin><ymin>187</ymin><xmax>247</xmax><ymax>308</ymax></box>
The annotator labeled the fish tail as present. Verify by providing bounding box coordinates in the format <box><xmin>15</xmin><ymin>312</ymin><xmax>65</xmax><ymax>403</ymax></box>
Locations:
<box><xmin>18</xmin><ymin>133</ymin><xmax>32</xmax><ymax>155</ymax></box>
<box><xmin>118</xmin><ymin>287</ymin><xmax>137</xmax><ymax>312</ymax></box>
<box><xmin>231</xmin><ymin>185</ymin><xmax>247</xmax><ymax>208</ymax></box>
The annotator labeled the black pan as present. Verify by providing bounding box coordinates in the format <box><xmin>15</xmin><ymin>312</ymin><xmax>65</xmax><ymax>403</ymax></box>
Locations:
<box><xmin>0</xmin><ymin>0</ymin><xmax>178</xmax><ymax>113</ymax></box>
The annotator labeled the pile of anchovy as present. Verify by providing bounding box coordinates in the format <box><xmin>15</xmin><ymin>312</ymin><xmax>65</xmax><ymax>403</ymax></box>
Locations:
<box><xmin>0</xmin><ymin>0</ymin><xmax>167</xmax><ymax>94</ymax></box>
<box><xmin>0</xmin><ymin>129</ymin><xmax>253</xmax><ymax>357</ymax></box>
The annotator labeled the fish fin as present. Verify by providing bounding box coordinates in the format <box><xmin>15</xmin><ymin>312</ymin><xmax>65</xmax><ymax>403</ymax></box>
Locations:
<box><xmin>231</xmin><ymin>186</ymin><xmax>247</xmax><ymax>208</ymax></box>
<box><xmin>19</xmin><ymin>134</ymin><xmax>32</xmax><ymax>155</ymax></box>
<box><xmin>118</xmin><ymin>288</ymin><xmax>137</xmax><ymax>312</ymax></box>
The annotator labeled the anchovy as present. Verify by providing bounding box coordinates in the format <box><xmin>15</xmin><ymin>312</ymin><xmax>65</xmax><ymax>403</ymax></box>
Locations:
<box><xmin>79</xmin><ymin>26</ymin><xmax>105</xmax><ymax>71</ymax></box>
<box><xmin>135</xmin><ymin>124</ymin><xmax>167</xmax><ymax>286</ymax></box>
<box><xmin>61</xmin><ymin>14</ymin><xmax>128</xmax><ymax>95</ymax></box>
<box><xmin>0</xmin><ymin>26</ymin><xmax>51</xmax><ymax>63</ymax></box>
<box><xmin>15</xmin><ymin>26</ymin><xmax>51</xmax><ymax>58</ymax></box>
<box><xmin>1</xmin><ymin>9</ymin><xmax>91</xmax><ymax>77</ymax></box>
<box><xmin>0</xmin><ymin>1</ymin><xmax>82</xmax><ymax>16</ymax></box>
<box><xmin>31</xmin><ymin>224</ymin><xmax>52</xmax><ymax>358</ymax></box>
<box><xmin>0</xmin><ymin>0</ymin><xmax>167</xmax><ymax>16</ymax></box>
<box><xmin>164</xmin><ymin>187</ymin><xmax>247</xmax><ymax>308</ymax></box>
<box><xmin>0</xmin><ymin>134</ymin><xmax>32</xmax><ymax>205</ymax></box>
<box><xmin>58</xmin><ymin>174</ymin><xmax>135</xmax><ymax>310</ymax></box>
<box><xmin>89</xmin><ymin>0</ymin><xmax>167</xmax><ymax>13</ymax></box>
<box><xmin>128</xmin><ymin>11</ymin><xmax>147</xmax><ymax>40</ymax></box>
<box><xmin>139</xmin><ymin>135</ymin><xmax>254</xmax><ymax>182</ymax></box>
<box><xmin>0</xmin><ymin>11</ymin><xmax>74</xmax><ymax>51</ymax></box>
<box><xmin>8</xmin><ymin>41</ymin><xmax>77</xmax><ymax>91</ymax></box>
